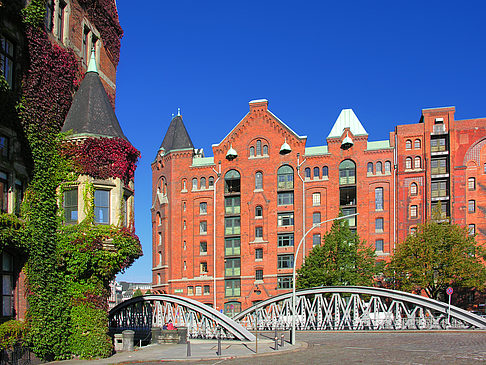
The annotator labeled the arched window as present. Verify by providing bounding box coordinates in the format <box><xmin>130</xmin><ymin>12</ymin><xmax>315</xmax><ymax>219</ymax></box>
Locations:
<box><xmin>376</xmin><ymin>161</ymin><xmax>383</xmax><ymax>174</ymax></box>
<box><xmin>200</xmin><ymin>177</ymin><xmax>206</xmax><ymax>189</ymax></box>
<box><xmin>414</xmin><ymin>156</ymin><xmax>421</xmax><ymax>169</ymax></box>
<box><xmin>313</xmin><ymin>167</ymin><xmax>319</xmax><ymax>179</ymax></box>
<box><xmin>182</xmin><ymin>179</ymin><xmax>187</xmax><ymax>191</ymax></box>
<box><xmin>249</xmin><ymin>146</ymin><xmax>255</xmax><ymax>157</ymax></box>
<box><xmin>339</xmin><ymin>160</ymin><xmax>356</xmax><ymax>185</ymax></box>
<box><xmin>414</xmin><ymin>139</ymin><xmax>421</xmax><ymax>149</ymax></box>
<box><xmin>255</xmin><ymin>171</ymin><xmax>263</xmax><ymax>189</ymax></box>
<box><xmin>410</xmin><ymin>182</ymin><xmax>418</xmax><ymax>195</ymax></box>
<box><xmin>367</xmin><ymin>162</ymin><xmax>374</xmax><ymax>174</ymax></box>
<box><xmin>263</xmin><ymin>145</ymin><xmax>268</xmax><ymax>155</ymax></box>
<box><xmin>322</xmin><ymin>166</ymin><xmax>328</xmax><ymax>178</ymax></box>
<box><xmin>256</xmin><ymin>140</ymin><xmax>262</xmax><ymax>155</ymax></box>
<box><xmin>156</xmin><ymin>212</ymin><xmax>161</xmax><ymax>226</ymax></box>
<box><xmin>255</xmin><ymin>205</ymin><xmax>263</xmax><ymax>217</ymax></box>
<box><xmin>208</xmin><ymin>176</ymin><xmax>214</xmax><ymax>188</ymax></box>
<box><xmin>406</xmin><ymin>140</ymin><xmax>412</xmax><ymax>149</ymax></box>
<box><xmin>277</xmin><ymin>165</ymin><xmax>294</xmax><ymax>190</ymax></box>
<box><xmin>468</xmin><ymin>177</ymin><xmax>476</xmax><ymax>190</ymax></box>
<box><xmin>384</xmin><ymin>161</ymin><xmax>391</xmax><ymax>173</ymax></box>
<box><xmin>192</xmin><ymin>178</ymin><xmax>198</xmax><ymax>190</ymax></box>
<box><xmin>305</xmin><ymin>167</ymin><xmax>311</xmax><ymax>179</ymax></box>
<box><xmin>224</xmin><ymin>170</ymin><xmax>241</xmax><ymax>193</ymax></box>
<box><xmin>405</xmin><ymin>157</ymin><xmax>412</xmax><ymax>169</ymax></box>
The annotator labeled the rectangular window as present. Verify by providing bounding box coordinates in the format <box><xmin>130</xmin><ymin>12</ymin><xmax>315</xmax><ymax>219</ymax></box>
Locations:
<box><xmin>375</xmin><ymin>187</ymin><xmax>384</xmax><ymax>211</ymax></box>
<box><xmin>313</xmin><ymin>212</ymin><xmax>321</xmax><ymax>225</ymax></box>
<box><xmin>431</xmin><ymin>181</ymin><xmax>447</xmax><ymax>198</ymax></box>
<box><xmin>468</xmin><ymin>200</ymin><xmax>476</xmax><ymax>213</ymax></box>
<box><xmin>342</xmin><ymin>207</ymin><xmax>356</xmax><ymax>227</ymax></box>
<box><xmin>430</xmin><ymin>138</ymin><xmax>446</xmax><ymax>152</ymax></box>
<box><xmin>225</xmin><ymin>217</ymin><xmax>240</xmax><ymax>235</ymax></box>
<box><xmin>255</xmin><ymin>269</ymin><xmax>263</xmax><ymax>281</ymax></box>
<box><xmin>1</xmin><ymin>253</ymin><xmax>13</xmax><ymax>317</ymax></box>
<box><xmin>469</xmin><ymin>224</ymin><xmax>475</xmax><ymax>236</ymax></box>
<box><xmin>187</xmin><ymin>286</ymin><xmax>194</xmax><ymax>296</ymax></box>
<box><xmin>431</xmin><ymin>158</ymin><xmax>447</xmax><ymax>175</ymax></box>
<box><xmin>158</xmin><ymin>232</ymin><xmax>162</xmax><ymax>245</ymax></box>
<box><xmin>195</xmin><ymin>286</ymin><xmax>202</xmax><ymax>296</ymax></box>
<box><xmin>278</xmin><ymin>233</ymin><xmax>294</xmax><ymax>247</ymax></box>
<box><xmin>410</xmin><ymin>205</ymin><xmax>418</xmax><ymax>218</ymax></box>
<box><xmin>200</xmin><ymin>262</ymin><xmax>208</xmax><ymax>275</ymax></box>
<box><xmin>45</xmin><ymin>0</ymin><xmax>54</xmax><ymax>31</ymax></box>
<box><xmin>14</xmin><ymin>180</ymin><xmax>23</xmax><ymax>216</ymax></box>
<box><xmin>225</xmin><ymin>237</ymin><xmax>240</xmax><ymax>256</ymax></box>
<box><xmin>225</xmin><ymin>258</ymin><xmax>240</xmax><ymax>276</ymax></box>
<box><xmin>200</xmin><ymin>221</ymin><xmax>207</xmax><ymax>234</ymax></box>
<box><xmin>225</xmin><ymin>196</ymin><xmax>240</xmax><ymax>215</ymax></box>
<box><xmin>0</xmin><ymin>136</ymin><xmax>8</xmax><ymax>158</ymax></box>
<box><xmin>200</xmin><ymin>202</ymin><xmax>207</xmax><ymax>215</ymax></box>
<box><xmin>375</xmin><ymin>218</ymin><xmax>384</xmax><ymax>232</ymax></box>
<box><xmin>255</xmin><ymin>248</ymin><xmax>263</xmax><ymax>260</ymax></box>
<box><xmin>312</xmin><ymin>193</ymin><xmax>321</xmax><ymax>206</ymax></box>
<box><xmin>255</xmin><ymin>226</ymin><xmax>263</xmax><ymax>239</ymax></box>
<box><xmin>57</xmin><ymin>0</ymin><xmax>66</xmax><ymax>41</ymax></box>
<box><xmin>225</xmin><ymin>279</ymin><xmax>240</xmax><ymax>297</ymax></box>
<box><xmin>0</xmin><ymin>36</ymin><xmax>15</xmax><ymax>88</ymax></box>
<box><xmin>468</xmin><ymin>178</ymin><xmax>476</xmax><ymax>190</ymax></box>
<box><xmin>375</xmin><ymin>239</ymin><xmax>384</xmax><ymax>252</ymax></box>
<box><xmin>277</xmin><ymin>254</ymin><xmax>294</xmax><ymax>269</ymax></box>
<box><xmin>204</xmin><ymin>285</ymin><xmax>210</xmax><ymax>295</ymax></box>
<box><xmin>431</xmin><ymin>202</ymin><xmax>447</xmax><ymax>219</ymax></box>
<box><xmin>64</xmin><ymin>188</ymin><xmax>78</xmax><ymax>224</ymax></box>
<box><xmin>94</xmin><ymin>189</ymin><xmax>110</xmax><ymax>224</ymax></box>
<box><xmin>277</xmin><ymin>275</ymin><xmax>292</xmax><ymax>289</ymax></box>
<box><xmin>312</xmin><ymin>234</ymin><xmax>321</xmax><ymax>246</ymax></box>
<box><xmin>200</xmin><ymin>241</ymin><xmax>207</xmax><ymax>254</ymax></box>
<box><xmin>82</xmin><ymin>26</ymin><xmax>90</xmax><ymax>63</ymax></box>
<box><xmin>278</xmin><ymin>212</ymin><xmax>294</xmax><ymax>227</ymax></box>
<box><xmin>277</xmin><ymin>192</ymin><xmax>294</xmax><ymax>205</ymax></box>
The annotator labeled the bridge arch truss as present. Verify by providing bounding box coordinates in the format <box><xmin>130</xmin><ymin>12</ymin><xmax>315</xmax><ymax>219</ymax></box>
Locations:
<box><xmin>109</xmin><ymin>294</ymin><xmax>255</xmax><ymax>341</ymax></box>
<box><xmin>234</xmin><ymin>286</ymin><xmax>486</xmax><ymax>331</ymax></box>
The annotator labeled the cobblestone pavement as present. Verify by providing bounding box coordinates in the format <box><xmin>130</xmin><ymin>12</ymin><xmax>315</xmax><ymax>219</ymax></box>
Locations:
<box><xmin>148</xmin><ymin>331</ymin><xmax>486</xmax><ymax>365</ymax></box>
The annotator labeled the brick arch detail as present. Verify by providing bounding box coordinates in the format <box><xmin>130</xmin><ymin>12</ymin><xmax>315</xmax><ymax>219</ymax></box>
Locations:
<box><xmin>463</xmin><ymin>137</ymin><xmax>486</xmax><ymax>166</ymax></box>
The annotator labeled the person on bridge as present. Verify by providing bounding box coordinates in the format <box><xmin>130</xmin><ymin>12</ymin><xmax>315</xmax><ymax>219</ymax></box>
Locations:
<box><xmin>167</xmin><ymin>320</ymin><xmax>175</xmax><ymax>330</ymax></box>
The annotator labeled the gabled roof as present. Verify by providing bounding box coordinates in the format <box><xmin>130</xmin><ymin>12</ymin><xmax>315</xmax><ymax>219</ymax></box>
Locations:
<box><xmin>159</xmin><ymin>115</ymin><xmax>194</xmax><ymax>152</ymax></box>
<box><xmin>327</xmin><ymin>109</ymin><xmax>367</xmax><ymax>138</ymax></box>
<box><xmin>62</xmin><ymin>52</ymin><xmax>127</xmax><ymax>140</ymax></box>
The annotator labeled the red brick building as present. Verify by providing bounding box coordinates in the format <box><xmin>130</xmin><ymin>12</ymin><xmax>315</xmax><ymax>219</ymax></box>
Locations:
<box><xmin>152</xmin><ymin>100</ymin><xmax>486</xmax><ymax>316</ymax></box>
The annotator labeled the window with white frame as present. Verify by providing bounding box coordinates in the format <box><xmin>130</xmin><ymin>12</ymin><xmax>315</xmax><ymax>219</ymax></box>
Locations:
<box><xmin>312</xmin><ymin>192</ymin><xmax>321</xmax><ymax>206</ymax></box>
<box><xmin>405</xmin><ymin>140</ymin><xmax>412</xmax><ymax>149</ymax></box>
<box><xmin>468</xmin><ymin>200</ymin><xmax>476</xmax><ymax>213</ymax></box>
<box><xmin>200</xmin><ymin>241</ymin><xmax>207</xmax><ymax>254</ymax></box>
<box><xmin>200</xmin><ymin>221</ymin><xmax>207</xmax><ymax>234</ymax></box>
<box><xmin>200</xmin><ymin>262</ymin><xmax>208</xmax><ymax>275</ymax></box>
<box><xmin>414</xmin><ymin>156</ymin><xmax>421</xmax><ymax>169</ymax></box>
<box><xmin>312</xmin><ymin>234</ymin><xmax>321</xmax><ymax>246</ymax></box>
<box><xmin>200</xmin><ymin>202</ymin><xmax>207</xmax><ymax>215</ymax></box>
<box><xmin>278</xmin><ymin>233</ymin><xmax>294</xmax><ymax>247</ymax></box>
<box><xmin>277</xmin><ymin>212</ymin><xmax>294</xmax><ymax>226</ymax></box>
<box><xmin>255</xmin><ymin>226</ymin><xmax>263</xmax><ymax>239</ymax></box>
<box><xmin>375</xmin><ymin>218</ymin><xmax>384</xmax><ymax>232</ymax></box>
<box><xmin>405</xmin><ymin>157</ymin><xmax>412</xmax><ymax>169</ymax></box>
<box><xmin>468</xmin><ymin>177</ymin><xmax>475</xmax><ymax>190</ymax></box>
<box><xmin>277</xmin><ymin>254</ymin><xmax>294</xmax><ymax>269</ymax></box>
<box><xmin>277</xmin><ymin>275</ymin><xmax>292</xmax><ymax>289</ymax></box>
<box><xmin>414</xmin><ymin>139</ymin><xmax>421</xmax><ymax>149</ymax></box>
<box><xmin>255</xmin><ymin>269</ymin><xmax>263</xmax><ymax>281</ymax></box>
<box><xmin>375</xmin><ymin>239</ymin><xmax>384</xmax><ymax>252</ymax></box>
<box><xmin>375</xmin><ymin>187</ymin><xmax>384</xmax><ymax>211</ymax></box>
<box><xmin>64</xmin><ymin>188</ymin><xmax>78</xmax><ymax>224</ymax></box>
<box><xmin>313</xmin><ymin>212</ymin><xmax>321</xmax><ymax>225</ymax></box>
<box><xmin>255</xmin><ymin>171</ymin><xmax>263</xmax><ymax>189</ymax></box>
<box><xmin>255</xmin><ymin>205</ymin><xmax>263</xmax><ymax>218</ymax></box>
<box><xmin>410</xmin><ymin>205</ymin><xmax>418</xmax><ymax>218</ymax></box>
<box><xmin>255</xmin><ymin>248</ymin><xmax>263</xmax><ymax>260</ymax></box>
<box><xmin>94</xmin><ymin>189</ymin><xmax>110</xmax><ymax>224</ymax></box>
<box><xmin>410</xmin><ymin>182</ymin><xmax>418</xmax><ymax>196</ymax></box>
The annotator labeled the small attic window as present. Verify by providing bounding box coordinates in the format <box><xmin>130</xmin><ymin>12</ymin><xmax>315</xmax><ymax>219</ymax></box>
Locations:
<box><xmin>434</xmin><ymin>118</ymin><xmax>444</xmax><ymax>124</ymax></box>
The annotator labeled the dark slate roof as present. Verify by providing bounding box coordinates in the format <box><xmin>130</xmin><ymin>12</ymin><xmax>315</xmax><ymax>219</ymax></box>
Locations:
<box><xmin>159</xmin><ymin>115</ymin><xmax>194</xmax><ymax>152</ymax></box>
<box><xmin>62</xmin><ymin>72</ymin><xmax>127</xmax><ymax>140</ymax></box>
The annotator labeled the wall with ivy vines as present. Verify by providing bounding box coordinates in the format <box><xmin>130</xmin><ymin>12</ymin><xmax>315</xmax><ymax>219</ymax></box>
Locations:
<box><xmin>0</xmin><ymin>0</ymin><xmax>141</xmax><ymax>360</ymax></box>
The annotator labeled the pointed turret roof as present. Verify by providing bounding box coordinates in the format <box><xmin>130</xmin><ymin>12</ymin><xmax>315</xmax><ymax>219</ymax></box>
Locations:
<box><xmin>327</xmin><ymin>109</ymin><xmax>367</xmax><ymax>138</ymax></box>
<box><xmin>159</xmin><ymin>115</ymin><xmax>194</xmax><ymax>152</ymax></box>
<box><xmin>62</xmin><ymin>50</ymin><xmax>127</xmax><ymax>140</ymax></box>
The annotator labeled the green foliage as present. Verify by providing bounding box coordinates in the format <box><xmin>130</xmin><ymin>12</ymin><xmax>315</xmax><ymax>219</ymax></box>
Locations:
<box><xmin>145</xmin><ymin>289</ymin><xmax>152</xmax><ymax>295</ymax></box>
<box><xmin>386</xmin><ymin>211</ymin><xmax>486</xmax><ymax>300</ymax></box>
<box><xmin>0</xmin><ymin>320</ymin><xmax>27</xmax><ymax>350</ymax></box>
<box><xmin>21</xmin><ymin>0</ymin><xmax>46</xmax><ymax>28</ymax></box>
<box><xmin>69</xmin><ymin>304</ymin><xmax>112</xmax><ymax>359</ymax></box>
<box><xmin>132</xmin><ymin>288</ymin><xmax>143</xmax><ymax>297</ymax></box>
<box><xmin>297</xmin><ymin>218</ymin><xmax>376</xmax><ymax>289</ymax></box>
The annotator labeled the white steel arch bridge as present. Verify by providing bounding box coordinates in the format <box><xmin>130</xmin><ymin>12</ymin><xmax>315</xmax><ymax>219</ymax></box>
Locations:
<box><xmin>234</xmin><ymin>286</ymin><xmax>486</xmax><ymax>331</ymax></box>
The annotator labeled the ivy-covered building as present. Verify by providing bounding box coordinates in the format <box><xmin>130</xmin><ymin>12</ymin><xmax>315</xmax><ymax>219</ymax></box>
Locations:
<box><xmin>0</xmin><ymin>0</ymin><xmax>141</xmax><ymax>360</ymax></box>
<box><xmin>151</xmin><ymin>99</ymin><xmax>486</xmax><ymax>315</ymax></box>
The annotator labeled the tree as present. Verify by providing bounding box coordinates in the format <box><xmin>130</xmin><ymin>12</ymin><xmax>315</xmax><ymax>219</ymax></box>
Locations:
<box><xmin>132</xmin><ymin>288</ymin><xmax>143</xmax><ymax>297</ymax></box>
<box><xmin>145</xmin><ymin>289</ymin><xmax>152</xmax><ymax>295</ymax></box>
<box><xmin>386</xmin><ymin>211</ymin><xmax>486</xmax><ymax>301</ymax></box>
<box><xmin>296</xmin><ymin>218</ymin><xmax>376</xmax><ymax>289</ymax></box>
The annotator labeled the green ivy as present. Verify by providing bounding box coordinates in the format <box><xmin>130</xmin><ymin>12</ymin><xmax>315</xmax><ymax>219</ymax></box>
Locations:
<box><xmin>0</xmin><ymin>320</ymin><xmax>28</xmax><ymax>350</ymax></box>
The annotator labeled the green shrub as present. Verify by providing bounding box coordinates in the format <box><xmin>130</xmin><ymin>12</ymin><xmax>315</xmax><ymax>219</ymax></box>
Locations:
<box><xmin>0</xmin><ymin>320</ymin><xmax>27</xmax><ymax>350</ymax></box>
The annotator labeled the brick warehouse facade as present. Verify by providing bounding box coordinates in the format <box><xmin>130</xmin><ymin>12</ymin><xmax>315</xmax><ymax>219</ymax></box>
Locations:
<box><xmin>151</xmin><ymin>99</ymin><xmax>486</xmax><ymax>315</ymax></box>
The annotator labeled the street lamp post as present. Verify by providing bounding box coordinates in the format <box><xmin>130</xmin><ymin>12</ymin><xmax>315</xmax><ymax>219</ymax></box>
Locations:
<box><xmin>291</xmin><ymin>213</ymin><xmax>358</xmax><ymax>345</ymax></box>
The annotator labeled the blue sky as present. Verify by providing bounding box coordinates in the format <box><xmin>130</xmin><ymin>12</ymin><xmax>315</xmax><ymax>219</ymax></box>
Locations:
<box><xmin>114</xmin><ymin>0</ymin><xmax>486</xmax><ymax>283</ymax></box>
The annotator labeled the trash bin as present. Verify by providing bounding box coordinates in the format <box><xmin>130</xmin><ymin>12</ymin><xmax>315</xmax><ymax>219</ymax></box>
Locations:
<box><xmin>177</xmin><ymin>327</ymin><xmax>188</xmax><ymax>344</ymax></box>
<box><xmin>151</xmin><ymin>327</ymin><xmax>161</xmax><ymax>344</ymax></box>
<box><xmin>122</xmin><ymin>330</ymin><xmax>135</xmax><ymax>352</ymax></box>
<box><xmin>114</xmin><ymin>334</ymin><xmax>123</xmax><ymax>352</ymax></box>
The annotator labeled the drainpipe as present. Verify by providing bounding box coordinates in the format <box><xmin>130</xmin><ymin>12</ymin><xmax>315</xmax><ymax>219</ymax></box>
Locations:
<box><xmin>212</xmin><ymin>162</ymin><xmax>221</xmax><ymax>309</ymax></box>
<box><xmin>393</xmin><ymin>133</ymin><xmax>397</xmax><ymax>250</ymax></box>
<box><xmin>296</xmin><ymin>153</ymin><xmax>306</xmax><ymax>261</ymax></box>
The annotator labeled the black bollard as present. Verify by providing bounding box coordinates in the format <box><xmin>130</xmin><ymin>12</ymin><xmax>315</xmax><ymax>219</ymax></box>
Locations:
<box><xmin>186</xmin><ymin>340</ymin><xmax>191</xmax><ymax>357</ymax></box>
<box><xmin>274</xmin><ymin>336</ymin><xmax>279</xmax><ymax>350</ymax></box>
<box><xmin>217</xmin><ymin>335</ymin><xmax>222</xmax><ymax>356</ymax></box>
<box><xmin>281</xmin><ymin>334</ymin><xmax>285</xmax><ymax>347</ymax></box>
